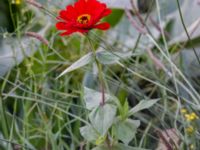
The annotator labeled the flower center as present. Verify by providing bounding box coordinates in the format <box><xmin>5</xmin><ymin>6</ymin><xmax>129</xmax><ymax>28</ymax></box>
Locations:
<box><xmin>77</xmin><ymin>14</ymin><xmax>91</xmax><ymax>24</ymax></box>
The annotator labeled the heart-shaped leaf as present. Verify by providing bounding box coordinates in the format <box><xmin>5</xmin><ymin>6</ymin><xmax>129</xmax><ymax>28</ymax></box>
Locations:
<box><xmin>84</xmin><ymin>87</ymin><xmax>115</xmax><ymax>110</ymax></box>
<box><xmin>80</xmin><ymin>125</ymin><xmax>99</xmax><ymax>142</ymax></box>
<box><xmin>89</xmin><ymin>103</ymin><xmax>117</xmax><ymax>136</ymax></box>
<box><xmin>113</xmin><ymin>119</ymin><xmax>140</xmax><ymax>145</ymax></box>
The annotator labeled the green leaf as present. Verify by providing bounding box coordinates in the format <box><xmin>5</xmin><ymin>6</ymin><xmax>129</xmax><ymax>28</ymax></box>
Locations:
<box><xmin>57</xmin><ymin>52</ymin><xmax>93</xmax><ymax>78</ymax></box>
<box><xmin>96</xmin><ymin>50</ymin><xmax>119</xmax><ymax>65</ymax></box>
<box><xmin>103</xmin><ymin>9</ymin><xmax>124</xmax><ymax>27</ymax></box>
<box><xmin>95</xmin><ymin>136</ymin><xmax>106</xmax><ymax>146</ymax></box>
<box><xmin>113</xmin><ymin>119</ymin><xmax>140</xmax><ymax>145</ymax></box>
<box><xmin>92</xmin><ymin>143</ymin><xmax>149</xmax><ymax>150</ymax></box>
<box><xmin>128</xmin><ymin>99</ymin><xmax>158</xmax><ymax>116</ymax></box>
<box><xmin>80</xmin><ymin>125</ymin><xmax>99</xmax><ymax>142</ymax></box>
<box><xmin>119</xmin><ymin>100</ymin><xmax>129</xmax><ymax>119</ymax></box>
<box><xmin>89</xmin><ymin>103</ymin><xmax>117</xmax><ymax>136</ymax></box>
<box><xmin>84</xmin><ymin>87</ymin><xmax>117</xmax><ymax>110</ymax></box>
<box><xmin>96</xmin><ymin>49</ymin><xmax>133</xmax><ymax>65</ymax></box>
<box><xmin>91</xmin><ymin>145</ymin><xmax>106</xmax><ymax>150</ymax></box>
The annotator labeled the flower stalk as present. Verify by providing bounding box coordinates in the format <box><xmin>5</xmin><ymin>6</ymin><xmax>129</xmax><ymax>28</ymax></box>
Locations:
<box><xmin>87</xmin><ymin>37</ymin><xmax>105</xmax><ymax>106</ymax></box>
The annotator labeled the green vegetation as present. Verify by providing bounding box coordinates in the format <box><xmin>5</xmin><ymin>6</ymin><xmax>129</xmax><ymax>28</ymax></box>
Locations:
<box><xmin>0</xmin><ymin>0</ymin><xmax>200</xmax><ymax>150</ymax></box>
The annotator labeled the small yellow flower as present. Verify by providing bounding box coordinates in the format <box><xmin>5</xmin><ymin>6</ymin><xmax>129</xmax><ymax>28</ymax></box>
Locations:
<box><xmin>184</xmin><ymin>112</ymin><xmax>199</xmax><ymax>121</ymax></box>
<box><xmin>12</xmin><ymin>0</ymin><xmax>21</xmax><ymax>5</ymax></box>
<box><xmin>189</xmin><ymin>115</ymin><xmax>195</xmax><ymax>120</ymax></box>
<box><xmin>184</xmin><ymin>114</ymin><xmax>191</xmax><ymax>121</ymax></box>
<box><xmin>181</xmin><ymin>108</ymin><xmax>187</xmax><ymax>114</ymax></box>
<box><xmin>186</xmin><ymin>126</ymin><xmax>194</xmax><ymax>134</ymax></box>
<box><xmin>191</xmin><ymin>112</ymin><xmax>199</xmax><ymax>119</ymax></box>
<box><xmin>190</xmin><ymin>144</ymin><xmax>194</xmax><ymax>150</ymax></box>
<box><xmin>16</xmin><ymin>0</ymin><xmax>21</xmax><ymax>4</ymax></box>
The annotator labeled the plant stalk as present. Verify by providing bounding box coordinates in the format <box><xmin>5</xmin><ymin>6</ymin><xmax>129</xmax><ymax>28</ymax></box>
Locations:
<box><xmin>87</xmin><ymin>36</ymin><xmax>105</xmax><ymax>106</ymax></box>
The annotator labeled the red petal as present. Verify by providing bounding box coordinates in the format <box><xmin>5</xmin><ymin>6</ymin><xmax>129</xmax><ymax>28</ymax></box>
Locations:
<box><xmin>74</xmin><ymin>0</ymin><xmax>88</xmax><ymax>15</ymax></box>
<box><xmin>60</xmin><ymin>28</ymin><xmax>89</xmax><ymax>36</ymax></box>
<box><xmin>58</xmin><ymin>5</ymin><xmax>77</xmax><ymax>21</ymax></box>
<box><xmin>77</xmin><ymin>29</ymin><xmax>89</xmax><ymax>33</ymax></box>
<box><xmin>56</xmin><ymin>22</ymin><xmax>72</xmax><ymax>30</ymax></box>
<box><xmin>101</xmin><ymin>9</ymin><xmax>112</xmax><ymax>17</ymax></box>
<box><xmin>94</xmin><ymin>22</ymin><xmax>110</xmax><ymax>30</ymax></box>
<box><xmin>59</xmin><ymin>10</ymin><xmax>72</xmax><ymax>21</ymax></box>
<box><xmin>60</xmin><ymin>30</ymin><xmax>77</xmax><ymax>36</ymax></box>
<box><xmin>90</xmin><ymin>3</ymin><xmax>111</xmax><ymax>24</ymax></box>
<box><xmin>65</xmin><ymin>5</ymin><xmax>78</xmax><ymax>18</ymax></box>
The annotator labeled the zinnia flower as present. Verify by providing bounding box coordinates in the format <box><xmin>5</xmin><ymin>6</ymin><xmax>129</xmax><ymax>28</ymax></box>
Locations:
<box><xmin>56</xmin><ymin>0</ymin><xmax>112</xmax><ymax>36</ymax></box>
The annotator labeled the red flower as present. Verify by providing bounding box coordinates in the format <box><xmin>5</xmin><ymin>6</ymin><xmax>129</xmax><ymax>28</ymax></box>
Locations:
<box><xmin>56</xmin><ymin>0</ymin><xmax>112</xmax><ymax>36</ymax></box>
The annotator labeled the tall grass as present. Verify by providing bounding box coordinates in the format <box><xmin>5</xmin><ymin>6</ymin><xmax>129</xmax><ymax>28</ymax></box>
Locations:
<box><xmin>0</xmin><ymin>0</ymin><xmax>200</xmax><ymax>150</ymax></box>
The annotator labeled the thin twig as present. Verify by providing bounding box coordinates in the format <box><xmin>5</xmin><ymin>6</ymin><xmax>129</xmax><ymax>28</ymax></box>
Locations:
<box><xmin>157</xmin><ymin>130</ymin><xmax>173</xmax><ymax>150</ymax></box>
<box><xmin>26</xmin><ymin>0</ymin><xmax>57</xmax><ymax>19</ymax></box>
<box><xmin>125</xmin><ymin>9</ymin><xmax>147</xmax><ymax>34</ymax></box>
<box><xmin>26</xmin><ymin>0</ymin><xmax>44</xmax><ymax>9</ymax></box>
<box><xmin>146</xmin><ymin>48</ymin><xmax>172</xmax><ymax>77</ymax></box>
<box><xmin>147</xmin><ymin>48</ymin><xmax>165</xmax><ymax>70</ymax></box>
<box><xmin>149</xmin><ymin>16</ymin><xmax>170</xmax><ymax>39</ymax></box>
<box><xmin>25</xmin><ymin>32</ymin><xmax>49</xmax><ymax>45</ymax></box>
<box><xmin>130</xmin><ymin>0</ymin><xmax>145</xmax><ymax>26</ymax></box>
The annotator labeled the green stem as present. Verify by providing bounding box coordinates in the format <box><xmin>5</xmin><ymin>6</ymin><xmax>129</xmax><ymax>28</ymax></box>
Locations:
<box><xmin>0</xmin><ymin>94</ymin><xmax>9</xmax><ymax>139</ymax></box>
<box><xmin>87</xmin><ymin>36</ymin><xmax>105</xmax><ymax>106</ymax></box>
<box><xmin>97</xmin><ymin>62</ymin><xmax>105</xmax><ymax>106</ymax></box>
<box><xmin>105</xmin><ymin>135</ymin><xmax>112</xmax><ymax>149</ymax></box>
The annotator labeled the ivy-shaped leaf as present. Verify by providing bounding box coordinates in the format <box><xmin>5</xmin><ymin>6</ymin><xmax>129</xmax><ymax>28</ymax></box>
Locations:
<box><xmin>80</xmin><ymin>125</ymin><xmax>99</xmax><ymax>142</ymax></box>
<box><xmin>84</xmin><ymin>87</ymin><xmax>115</xmax><ymax>110</ymax></box>
<box><xmin>113</xmin><ymin>119</ymin><xmax>140</xmax><ymax>145</ymax></box>
<box><xmin>89</xmin><ymin>103</ymin><xmax>117</xmax><ymax>136</ymax></box>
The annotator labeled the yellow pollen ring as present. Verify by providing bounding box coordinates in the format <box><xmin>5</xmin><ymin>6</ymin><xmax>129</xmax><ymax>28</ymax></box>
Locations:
<box><xmin>77</xmin><ymin>14</ymin><xmax>91</xmax><ymax>24</ymax></box>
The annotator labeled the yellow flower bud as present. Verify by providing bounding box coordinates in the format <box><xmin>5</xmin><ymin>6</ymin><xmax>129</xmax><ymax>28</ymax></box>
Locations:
<box><xmin>184</xmin><ymin>114</ymin><xmax>191</xmax><ymax>121</ymax></box>
<box><xmin>186</xmin><ymin>126</ymin><xmax>194</xmax><ymax>134</ymax></box>
<box><xmin>181</xmin><ymin>109</ymin><xmax>187</xmax><ymax>114</ymax></box>
<box><xmin>184</xmin><ymin>112</ymin><xmax>199</xmax><ymax>121</ymax></box>
<box><xmin>191</xmin><ymin>112</ymin><xmax>199</xmax><ymax>119</ymax></box>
